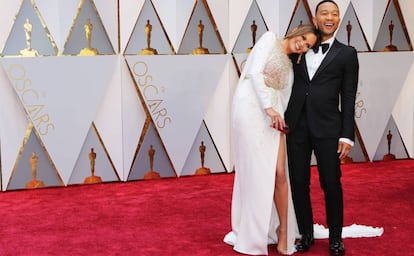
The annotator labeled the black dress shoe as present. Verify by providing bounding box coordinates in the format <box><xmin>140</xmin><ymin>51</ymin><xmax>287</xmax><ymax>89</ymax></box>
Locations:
<box><xmin>329</xmin><ymin>241</ymin><xmax>345</xmax><ymax>255</ymax></box>
<box><xmin>295</xmin><ymin>234</ymin><xmax>314</xmax><ymax>252</ymax></box>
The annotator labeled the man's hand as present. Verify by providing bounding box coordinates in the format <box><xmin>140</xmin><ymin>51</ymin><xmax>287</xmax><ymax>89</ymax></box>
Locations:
<box><xmin>337</xmin><ymin>141</ymin><xmax>351</xmax><ymax>159</ymax></box>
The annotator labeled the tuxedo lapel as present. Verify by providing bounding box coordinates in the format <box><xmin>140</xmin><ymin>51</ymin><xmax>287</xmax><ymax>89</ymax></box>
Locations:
<box><xmin>311</xmin><ymin>40</ymin><xmax>343</xmax><ymax>81</ymax></box>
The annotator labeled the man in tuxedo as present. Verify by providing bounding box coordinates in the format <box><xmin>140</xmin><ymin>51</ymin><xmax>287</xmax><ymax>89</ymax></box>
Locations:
<box><xmin>285</xmin><ymin>1</ymin><xmax>359</xmax><ymax>255</ymax></box>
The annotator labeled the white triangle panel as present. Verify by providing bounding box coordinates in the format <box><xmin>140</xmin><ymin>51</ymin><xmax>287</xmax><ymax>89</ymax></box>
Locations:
<box><xmin>151</xmin><ymin>0</ymin><xmax>178</xmax><ymax>50</ymax></box>
<box><xmin>94</xmin><ymin>55</ymin><xmax>124</xmax><ymax>180</ymax></box>
<box><xmin>0</xmin><ymin>63</ymin><xmax>30</xmax><ymax>191</ymax></box>
<box><xmin>370</xmin><ymin>0</ymin><xmax>389</xmax><ymax>47</ymax></box>
<box><xmin>306</xmin><ymin>0</ymin><xmax>318</xmax><ymax>16</ymax></box>
<box><xmin>36</xmin><ymin>1</ymin><xmax>80</xmax><ymax>52</ymax></box>
<box><xmin>125</xmin><ymin>54</ymin><xmax>227</xmax><ymax>175</ymax></box>
<box><xmin>270</xmin><ymin>0</ymin><xmax>289</xmax><ymax>36</ymax></box>
<box><xmin>206</xmin><ymin>0</ymin><xmax>230</xmax><ymax>51</ymax></box>
<box><xmin>351</xmin><ymin>0</ymin><xmax>376</xmax><ymax>48</ymax></box>
<box><xmin>119</xmin><ymin>0</ymin><xmax>145</xmax><ymax>53</ymax></box>
<box><xmin>356</xmin><ymin>52</ymin><xmax>413</xmax><ymax>161</ymax></box>
<box><xmin>176</xmin><ymin>0</ymin><xmax>196</xmax><ymax>52</ymax></box>
<box><xmin>0</xmin><ymin>56</ymin><xmax>118</xmax><ymax>183</ymax></box>
<box><xmin>393</xmin><ymin>58</ymin><xmax>414</xmax><ymax>158</ymax></box>
<box><xmin>121</xmin><ymin>57</ymin><xmax>147</xmax><ymax>179</ymax></box>
<box><xmin>204</xmin><ymin>56</ymin><xmax>238</xmax><ymax>172</ymax></box>
<box><xmin>0</xmin><ymin>0</ymin><xmax>21</xmax><ymax>52</ymax></box>
<box><xmin>94</xmin><ymin>0</ymin><xmax>119</xmax><ymax>53</ymax></box>
<box><xmin>399</xmin><ymin>0</ymin><xmax>414</xmax><ymax>48</ymax></box>
<box><xmin>229</xmin><ymin>0</ymin><xmax>252</xmax><ymax>51</ymax></box>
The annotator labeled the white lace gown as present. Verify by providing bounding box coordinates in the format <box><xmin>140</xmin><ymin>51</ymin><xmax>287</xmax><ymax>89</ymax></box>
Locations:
<box><xmin>224</xmin><ymin>32</ymin><xmax>299</xmax><ymax>255</ymax></box>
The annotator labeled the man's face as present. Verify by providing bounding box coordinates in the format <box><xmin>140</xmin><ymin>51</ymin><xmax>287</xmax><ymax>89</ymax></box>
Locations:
<box><xmin>313</xmin><ymin>2</ymin><xmax>340</xmax><ymax>40</ymax></box>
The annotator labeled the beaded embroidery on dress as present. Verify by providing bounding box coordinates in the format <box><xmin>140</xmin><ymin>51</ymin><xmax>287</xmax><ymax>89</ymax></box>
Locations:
<box><xmin>262</xmin><ymin>40</ymin><xmax>292</xmax><ymax>90</ymax></box>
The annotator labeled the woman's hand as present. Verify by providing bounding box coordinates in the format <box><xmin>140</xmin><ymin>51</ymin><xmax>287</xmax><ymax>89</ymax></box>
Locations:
<box><xmin>265</xmin><ymin>107</ymin><xmax>286</xmax><ymax>132</ymax></box>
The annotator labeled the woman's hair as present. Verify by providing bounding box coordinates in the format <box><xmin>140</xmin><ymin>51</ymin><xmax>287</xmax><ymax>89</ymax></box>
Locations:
<box><xmin>284</xmin><ymin>24</ymin><xmax>321</xmax><ymax>64</ymax></box>
<box><xmin>284</xmin><ymin>24</ymin><xmax>320</xmax><ymax>42</ymax></box>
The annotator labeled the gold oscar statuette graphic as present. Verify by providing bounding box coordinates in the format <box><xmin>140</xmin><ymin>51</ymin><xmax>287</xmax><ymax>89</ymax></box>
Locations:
<box><xmin>346</xmin><ymin>20</ymin><xmax>352</xmax><ymax>47</ymax></box>
<box><xmin>26</xmin><ymin>152</ymin><xmax>45</xmax><ymax>188</ymax></box>
<box><xmin>84</xmin><ymin>148</ymin><xmax>103</xmax><ymax>184</ymax></box>
<box><xmin>79</xmin><ymin>18</ymin><xmax>99</xmax><ymax>56</ymax></box>
<box><xmin>383</xmin><ymin>130</ymin><xmax>396</xmax><ymax>161</ymax></box>
<box><xmin>246</xmin><ymin>20</ymin><xmax>257</xmax><ymax>53</ymax></box>
<box><xmin>20</xmin><ymin>18</ymin><xmax>39</xmax><ymax>57</ymax></box>
<box><xmin>192</xmin><ymin>20</ymin><xmax>209</xmax><ymax>54</ymax></box>
<box><xmin>140</xmin><ymin>19</ymin><xmax>158</xmax><ymax>55</ymax></box>
<box><xmin>195</xmin><ymin>141</ymin><xmax>211</xmax><ymax>175</ymax></box>
<box><xmin>144</xmin><ymin>145</ymin><xmax>161</xmax><ymax>179</ymax></box>
<box><xmin>384</xmin><ymin>20</ymin><xmax>398</xmax><ymax>51</ymax></box>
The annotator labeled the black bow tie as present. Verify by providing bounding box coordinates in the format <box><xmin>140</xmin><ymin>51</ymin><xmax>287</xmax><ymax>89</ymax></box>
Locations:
<box><xmin>313</xmin><ymin>43</ymin><xmax>330</xmax><ymax>54</ymax></box>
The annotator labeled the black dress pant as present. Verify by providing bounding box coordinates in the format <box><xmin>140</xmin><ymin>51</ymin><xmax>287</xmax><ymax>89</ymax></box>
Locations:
<box><xmin>287</xmin><ymin>111</ymin><xmax>344</xmax><ymax>242</ymax></box>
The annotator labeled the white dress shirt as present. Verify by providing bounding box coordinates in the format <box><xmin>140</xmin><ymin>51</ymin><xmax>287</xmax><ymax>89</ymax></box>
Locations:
<box><xmin>305</xmin><ymin>37</ymin><xmax>334</xmax><ymax>80</ymax></box>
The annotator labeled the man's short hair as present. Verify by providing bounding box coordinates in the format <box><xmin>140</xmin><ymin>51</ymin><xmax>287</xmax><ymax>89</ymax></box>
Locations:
<box><xmin>315</xmin><ymin>0</ymin><xmax>338</xmax><ymax>14</ymax></box>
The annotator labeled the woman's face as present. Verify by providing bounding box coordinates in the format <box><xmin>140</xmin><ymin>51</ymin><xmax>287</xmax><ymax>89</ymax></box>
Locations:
<box><xmin>287</xmin><ymin>32</ymin><xmax>318</xmax><ymax>54</ymax></box>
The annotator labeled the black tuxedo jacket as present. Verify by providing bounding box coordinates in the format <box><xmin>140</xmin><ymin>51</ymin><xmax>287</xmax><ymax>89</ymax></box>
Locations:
<box><xmin>285</xmin><ymin>39</ymin><xmax>359</xmax><ymax>140</ymax></box>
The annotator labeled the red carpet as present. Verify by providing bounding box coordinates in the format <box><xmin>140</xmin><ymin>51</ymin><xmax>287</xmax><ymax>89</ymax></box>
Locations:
<box><xmin>0</xmin><ymin>160</ymin><xmax>413</xmax><ymax>255</ymax></box>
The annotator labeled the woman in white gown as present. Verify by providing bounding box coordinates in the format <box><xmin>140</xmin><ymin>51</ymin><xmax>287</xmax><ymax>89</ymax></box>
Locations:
<box><xmin>224</xmin><ymin>25</ymin><xmax>318</xmax><ymax>255</ymax></box>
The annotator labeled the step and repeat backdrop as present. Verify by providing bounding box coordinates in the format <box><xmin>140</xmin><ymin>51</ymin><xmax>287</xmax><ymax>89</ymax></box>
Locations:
<box><xmin>0</xmin><ymin>0</ymin><xmax>413</xmax><ymax>191</ymax></box>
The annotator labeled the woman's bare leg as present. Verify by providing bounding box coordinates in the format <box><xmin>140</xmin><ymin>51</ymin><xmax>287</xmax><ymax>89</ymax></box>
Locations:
<box><xmin>274</xmin><ymin>134</ymin><xmax>288</xmax><ymax>254</ymax></box>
